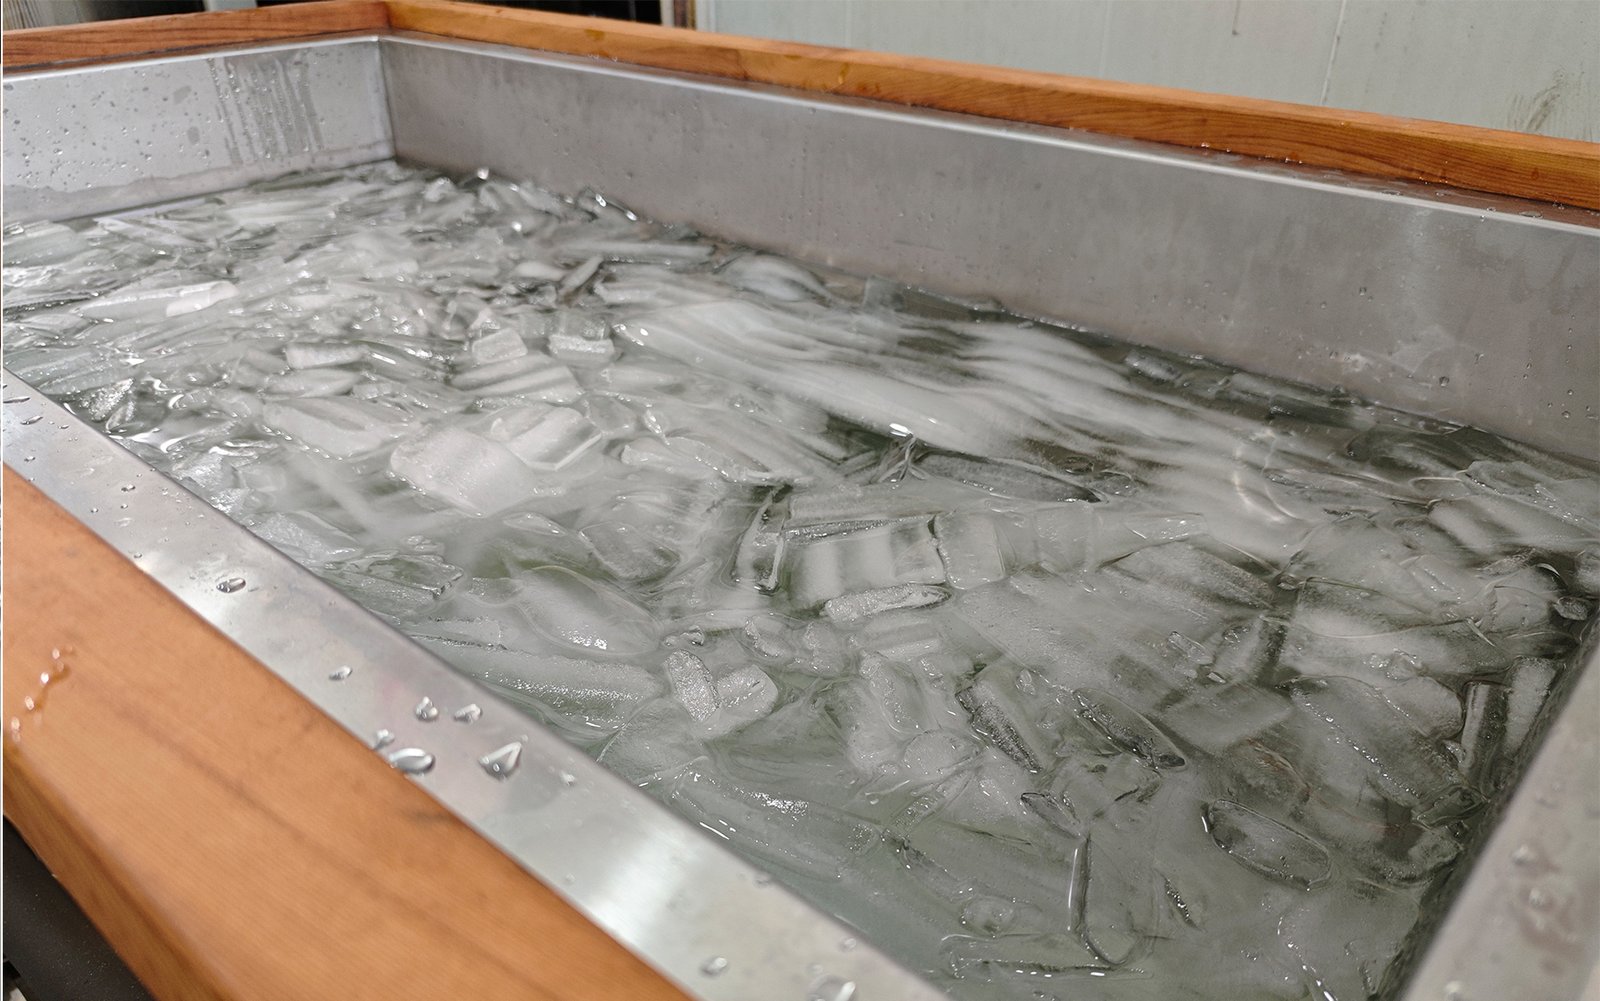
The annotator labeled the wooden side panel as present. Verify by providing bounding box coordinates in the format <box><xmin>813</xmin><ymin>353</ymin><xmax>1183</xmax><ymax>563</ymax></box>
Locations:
<box><xmin>386</xmin><ymin>0</ymin><xmax>1600</xmax><ymax>209</ymax></box>
<box><xmin>1</xmin><ymin>0</ymin><xmax>390</xmax><ymax>69</ymax></box>
<box><xmin>1</xmin><ymin>469</ymin><xmax>689</xmax><ymax>1001</ymax></box>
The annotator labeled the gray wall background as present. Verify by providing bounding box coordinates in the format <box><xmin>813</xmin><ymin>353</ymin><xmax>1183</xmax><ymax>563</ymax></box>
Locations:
<box><xmin>697</xmin><ymin>0</ymin><xmax>1599</xmax><ymax>142</ymax></box>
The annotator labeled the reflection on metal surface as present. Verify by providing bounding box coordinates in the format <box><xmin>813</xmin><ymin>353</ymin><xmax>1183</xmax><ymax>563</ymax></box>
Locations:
<box><xmin>2</xmin><ymin>37</ymin><xmax>392</xmax><ymax>223</ymax></box>
<box><xmin>1</xmin><ymin>381</ymin><xmax>952</xmax><ymax>1000</ymax></box>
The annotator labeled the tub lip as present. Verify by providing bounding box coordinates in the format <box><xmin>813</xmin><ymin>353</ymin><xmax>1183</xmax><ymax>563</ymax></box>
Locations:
<box><xmin>0</xmin><ymin>373</ymin><xmax>954</xmax><ymax>1001</ymax></box>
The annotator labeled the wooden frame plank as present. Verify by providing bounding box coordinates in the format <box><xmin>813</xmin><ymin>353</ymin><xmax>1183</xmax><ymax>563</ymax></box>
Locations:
<box><xmin>384</xmin><ymin>0</ymin><xmax>1600</xmax><ymax>210</ymax></box>
<box><xmin>1</xmin><ymin>0</ymin><xmax>390</xmax><ymax>70</ymax></box>
<box><xmin>2</xmin><ymin>470</ymin><xmax>689</xmax><ymax>1001</ymax></box>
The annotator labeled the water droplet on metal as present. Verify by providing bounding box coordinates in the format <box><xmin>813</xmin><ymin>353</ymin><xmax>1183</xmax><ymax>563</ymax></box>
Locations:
<box><xmin>3</xmin><ymin>396</ymin><xmax>31</xmax><ymax>404</ymax></box>
<box><xmin>700</xmin><ymin>956</ymin><xmax>729</xmax><ymax>977</ymax></box>
<box><xmin>20</xmin><ymin>415</ymin><xmax>41</xmax><ymax>425</ymax></box>
<box><xmin>328</xmin><ymin>665</ymin><xmax>352</xmax><ymax>681</ymax></box>
<box><xmin>388</xmin><ymin>747</ymin><xmax>435</xmax><ymax>774</ymax></box>
<box><xmin>808</xmin><ymin>975</ymin><xmax>857</xmax><ymax>1001</ymax></box>
<box><xmin>414</xmin><ymin>696</ymin><xmax>439</xmax><ymax>721</ymax></box>
<box><xmin>217</xmin><ymin>576</ymin><xmax>246</xmax><ymax>593</ymax></box>
<box><xmin>479</xmin><ymin>740</ymin><xmax>523</xmax><ymax>779</ymax></box>
<box><xmin>452</xmin><ymin>703</ymin><xmax>482</xmax><ymax>723</ymax></box>
<box><xmin>558</xmin><ymin>770</ymin><xmax>577</xmax><ymax>787</ymax></box>
<box><xmin>753</xmin><ymin>871</ymin><xmax>774</xmax><ymax>886</ymax></box>
<box><xmin>1443</xmin><ymin>981</ymin><xmax>1467</xmax><ymax>1001</ymax></box>
<box><xmin>839</xmin><ymin>937</ymin><xmax>857</xmax><ymax>951</ymax></box>
<box><xmin>372</xmin><ymin>728</ymin><xmax>396</xmax><ymax>750</ymax></box>
<box><xmin>120</xmin><ymin>483</ymin><xmax>136</xmax><ymax>492</ymax></box>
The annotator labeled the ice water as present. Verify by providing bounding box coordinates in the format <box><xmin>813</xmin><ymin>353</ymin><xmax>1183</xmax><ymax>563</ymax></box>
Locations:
<box><xmin>5</xmin><ymin>162</ymin><xmax>1597</xmax><ymax>1001</ymax></box>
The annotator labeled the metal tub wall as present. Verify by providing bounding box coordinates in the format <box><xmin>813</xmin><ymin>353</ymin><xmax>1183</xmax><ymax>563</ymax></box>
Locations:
<box><xmin>3</xmin><ymin>35</ymin><xmax>1597</xmax><ymax>1001</ymax></box>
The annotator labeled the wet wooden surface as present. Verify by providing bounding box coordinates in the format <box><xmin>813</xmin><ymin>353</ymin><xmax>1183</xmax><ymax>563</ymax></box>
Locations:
<box><xmin>2</xmin><ymin>469</ymin><xmax>690</xmax><ymax>1001</ymax></box>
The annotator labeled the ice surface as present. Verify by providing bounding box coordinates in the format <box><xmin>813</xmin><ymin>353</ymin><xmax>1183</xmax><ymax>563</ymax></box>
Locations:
<box><xmin>10</xmin><ymin>161</ymin><xmax>1596</xmax><ymax>1001</ymax></box>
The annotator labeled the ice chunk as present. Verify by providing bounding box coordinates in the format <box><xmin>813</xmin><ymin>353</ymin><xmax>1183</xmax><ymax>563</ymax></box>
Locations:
<box><xmin>77</xmin><ymin>279</ymin><xmax>237</xmax><ymax>320</ymax></box>
<box><xmin>414</xmin><ymin>637</ymin><xmax>661</xmax><ymax>733</ymax></box>
<box><xmin>1503</xmin><ymin>657</ymin><xmax>1558</xmax><ymax>753</ymax></box>
<box><xmin>1288</xmin><ymin>676</ymin><xmax>1473</xmax><ymax>822</ymax></box>
<box><xmin>451</xmin><ymin>353</ymin><xmax>582</xmax><ymax>402</ymax></box>
<box><xmin>389</xmin><ymin>426</ymin><xmax>544</xmax><ymax>515</ymax></box>
<box><xmin>245</xmin><ymin>510</ymin><xmax>359</xmax><ymax>566</ymax></box>
<box><xmin>468</xmin><ymin>327</ymin><xmax>529</xmax><ymax>364</ymax></box>
<box><xmin>822</xmin><ymin>583</ymin><xmax>950</xmax><ymax>623</ymax></box>
<box><xmin>581</xmin><ymin>521</ymin><xmax>678</xmax><ymax>582</ymax></box>
<box><xmin>285</xmin><ymin>340</ymin><xmax>366</xmax><ymax>369</ymax></box>
<box><xmin>668</xmin><ymin>771</ymin><xmax>880</xmax><ymax>881</ymax></box>
<box><xmin>1201</xmin><ymin>800</ymin><xmax>1331</xmax><ymax>889</ymax></box>
<box><xmin>1457</xmin><ymin>682</ymin><xmax>1508</xmax><ymax>789</ymax></box>
<box><xmin>501</xmin><ymin>566</ymin><xmax>659</xmax><ymax>658</ymax></box>
<box><xmin>664</xmin><ymin>650</ymin><xmax>718</xmax><ymax>722</ymax></box>
<box><xmin>1575</xmin><ymin>549</ymin><xmax>1600</xmax><ymax>596</ymax></box>
<box><xmin>324</xmin><ymin>552</ymin><xmax>462</xmax><ymax>619</ymax></box>
<box><xmin>481</xmin><ymin>405</ymin><xmax>601</xmax><ymax>471</ymax></box>
<box><xmin>1161</xmin><ymin>680</ymin><xmax>1292</xmax><ymax>756</ymax></box>
<box><xmin>720</xmin><ymin>254</ymin><xmax>831</xmax><ymax>302</ymax></box>
<box><xmin>958</xmin><ymin>663</ymin><xmax>1057</xmax><ymax>772</ymax></box>
<box><xmin>940</xmin><ymin>933</ymin><xmax>1110</xmax><ymax>982</ymax></box>
<box><xmin>932</xmin><ymin>512</ymin><xmax>1011</xmax><ymax>589</ymax></box>
<box><xmin>545</xmin><ymin>311</ymin><xmax>617</xmax><ymax>367</ymax></box>
<box><xmin>731</xmin><ymin>491</ymin><xmax>787</xmax><ymax>592</ymax></box>
<box><xmin>596</xmin><ymin>698</ymin><xmax>705</xmax><ymax>784</ymax></box>
<box><xmin>1379</xmin><ymin>676</ymin><xmax>1463</xmax><ymax>739</ymax></box>
<box><xmin>1073</xmin><ymin>688</ymin><xmax>1186</xmax><ymax>769</ymax></box>
<box><xmin>708</xmin><ymin>665</ymin><xmax>780</xmax><ymax>738</ymax></box>
<box><xmin>263</xmin><ymin>370</ymin><xmax>362</xmax><ymax>397</ymax></box>
<box><xmin>918</xmin><ymin>451</ymin><xmax>1096</xmax><ymax>502</ymax></box>
<box><xmin>261</xmin><ymin>398</ymin><xmax>410</xmax><ymax>457</ymax></box>
<box><xmin>787</xmin><ymin>518</ymin><xmax>945</xmax><ymax>607</ymax></box>
<box><xmin>1278</xmin><ymin>879</ymin><xmax>1419</xmax><ymax>1001</ymax></box>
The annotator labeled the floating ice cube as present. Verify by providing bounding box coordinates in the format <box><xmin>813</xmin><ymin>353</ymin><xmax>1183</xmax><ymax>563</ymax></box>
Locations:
<box><xmin>958</xmin><ymin>663</ymin><xmax>1058</xmax><ymax>773</ymax></box>
<box><xmin>389</xmin><ymin>426</ymin><xmax>545</xmax><ymax>515</ymax></box>
<box><xmin>481</xmin><ymin>405</ymin><xmax>601</xmax><ymax>471</ymax></box>
<box><xmin>468</xmin><ymin>327</ymin><xmax>529</xmax><ymax>364</ymax></box>
<box><xmin>1201</xmin><ymin>800</ymin><xmax>1331</xmax><ymax>889</ymax></box>
<box><xmin>823</xmin><ymin>583</ymin><xmax>950</xmax><ymax>624</ymax></box>
<box><xmin>262</xmin><ymin>397</ymin><xmax>411</xmax><ymax>457</ymax></box>
<box><xmin>1072</xmin><ymin>687</ymin><xmax>1186</xmax><ymax>769</ymax></box>
<box><xmin>664</xmin><ymin>650</ymin><xmax>719</xmax><ymax>722</ymax></box>
<box><xmin>787</xmin><ymin>518</ymin><xmax>945</xmax><ymax>607</ymax></box>
<box><xmin>285</xmin><ymin>340</ymin><xmax>366</xmax><ymax>369</ymax></box>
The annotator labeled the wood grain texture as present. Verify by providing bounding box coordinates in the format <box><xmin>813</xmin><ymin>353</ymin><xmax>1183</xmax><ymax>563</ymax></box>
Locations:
<box><xmin>386</xmin><ymin>0</ymin><xmax>1600</xmax><ymax>209</ymax></box>
<box><xmin>1</xmin><ymin>0</ymin><xmax>389</xmax><ymax>70</ymax></box>
<box><xmin>1</xmin><ymin>469</ymin><xmax>689</xmax><ymax>1001</ymax></box>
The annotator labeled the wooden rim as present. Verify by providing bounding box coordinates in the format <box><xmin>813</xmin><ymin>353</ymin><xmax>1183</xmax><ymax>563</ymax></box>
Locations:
<box><xmin>2</xmin><ymin>0</ymin><xmax>1595</xmax><ymax>207</ymax></box>
<box><xmin>2</xmin><ymin>469</ymin><xmax>689</xmax><ymax>1001</ymax></box>
<box><xmin>1</xmin><ymin>0</ymin><xmax>390</xmax><ymax>69</ymax></box>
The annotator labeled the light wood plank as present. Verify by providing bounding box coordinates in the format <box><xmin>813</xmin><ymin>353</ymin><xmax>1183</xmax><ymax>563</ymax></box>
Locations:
<box><xmin>385</xmin><ymin>0</ymin><xmax>1600</xmax><ymax>209</ymax></box>
<box><xmin>2</xmin><ymin>469</ymin><xmax>689</xmax><ymax>1001</ymax></box>
<box><xmin>1</xmin><ymin>0</ymin><xmax>390</xmax><ymax>70</ymax></box>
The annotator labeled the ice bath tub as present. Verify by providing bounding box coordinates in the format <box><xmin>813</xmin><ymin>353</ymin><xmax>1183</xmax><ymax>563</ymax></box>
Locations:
<box><xmin>4</xmin><ymin>6</ymin><xmax>1598</xmax><ymax>1001</ymax></box>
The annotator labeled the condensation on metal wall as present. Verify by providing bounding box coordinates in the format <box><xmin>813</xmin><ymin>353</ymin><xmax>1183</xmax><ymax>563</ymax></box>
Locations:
<box><xmin>695</xmin><ymin>0</ymin><xmax>1600</xmax><ymax>143</ymax></box>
